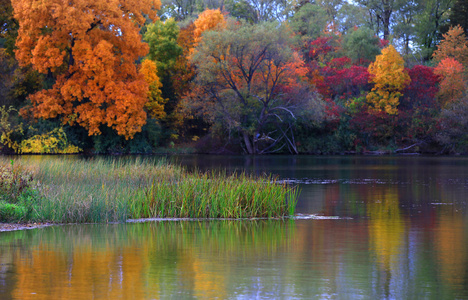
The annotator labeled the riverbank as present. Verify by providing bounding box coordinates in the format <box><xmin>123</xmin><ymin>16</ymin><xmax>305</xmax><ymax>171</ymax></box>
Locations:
<box><xmin>0</xmin><ymin>222</ymin><xmax>54</xmax><ymax>232</ymax></box>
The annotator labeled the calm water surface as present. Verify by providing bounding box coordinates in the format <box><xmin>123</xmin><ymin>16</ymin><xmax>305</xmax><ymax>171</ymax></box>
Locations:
<box><xmin>1</xmin><ymin>155</ymin><xmax>468</xmax><ymax>299</ymax></box>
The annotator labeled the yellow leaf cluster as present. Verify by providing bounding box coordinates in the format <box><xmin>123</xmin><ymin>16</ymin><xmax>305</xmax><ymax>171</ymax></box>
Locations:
<box><xmin>19</xmin><ymin>128</ymin><xmax>82</xmax><ymax>154</ymax></box>
<box><xmin>140</xmin><ymin>59</ymin><xmax>167</xmax><ymax>119</ymax></box>
<box><xmin>0</xmin><ymin>106</ymin><xmax>23</xmax><ymax>153</ymax></box>
<box><xmin>12</xmin><ymin>0</ymin><xmax>161</xmax><ymax>139</ymax></box>
<box><xmin>366</xmin><ymin>45</ymin><xmax>410</xmax><ymax>115</ymax></box>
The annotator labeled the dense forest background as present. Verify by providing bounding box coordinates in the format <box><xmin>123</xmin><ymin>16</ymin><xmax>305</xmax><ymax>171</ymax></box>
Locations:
<box><xmin>1</xmin><ymin>0</ymin><xmax>468</xmax><ymax>155</ymax></box>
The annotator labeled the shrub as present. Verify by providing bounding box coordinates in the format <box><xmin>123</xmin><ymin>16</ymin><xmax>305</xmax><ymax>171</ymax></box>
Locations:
<box><xmin>0</xmin><ymin>201</ymin><xmax>26</xmax><ymax>222</ymax></box>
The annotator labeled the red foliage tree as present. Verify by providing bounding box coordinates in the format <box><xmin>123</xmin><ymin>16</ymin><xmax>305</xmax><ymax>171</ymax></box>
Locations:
<box><xmin>400</xmin><ymin>65</ymin><xmax>440</xmax><ymax>110</ymax></box>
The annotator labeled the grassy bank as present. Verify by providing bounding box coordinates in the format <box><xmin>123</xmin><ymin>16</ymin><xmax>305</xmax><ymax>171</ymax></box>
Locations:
<box><xmin>0</xmin><ymin>157</ymin><xmax>298</xmax><ymax>223</ymax></box>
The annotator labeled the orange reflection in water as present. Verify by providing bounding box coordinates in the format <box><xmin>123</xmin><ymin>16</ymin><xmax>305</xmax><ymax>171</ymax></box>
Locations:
<box><xmin>434</xmin><ymin>207</ymin><xmax>468</xmax><ymax>291</ymax></box>
<box><xmin>12</xmin><ymin>246</ymin><xmax>148</xmax><ymax>300</ymax></box>
<box><xmin>3</xmin><ymin>221</ymin><xmax>295</xmax><ymax>299</ymax></box>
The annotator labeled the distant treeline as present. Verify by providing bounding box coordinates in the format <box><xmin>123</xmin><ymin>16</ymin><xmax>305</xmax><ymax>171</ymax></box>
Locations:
<box><xmin>1</xmin><ymin>0</ymin><xmax>468</xmax><ymax>154</ymax></box>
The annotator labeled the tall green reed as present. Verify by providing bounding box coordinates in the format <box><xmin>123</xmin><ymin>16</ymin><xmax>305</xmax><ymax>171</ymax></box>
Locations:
<box><xmin>0</xmin><ymin>156</ymin><xmax>299</xmax><ymax>223</ymax></box>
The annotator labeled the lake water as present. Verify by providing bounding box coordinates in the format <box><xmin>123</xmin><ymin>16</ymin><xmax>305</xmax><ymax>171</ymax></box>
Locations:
<box><xmin>1</xmin><ymin>155</ymin><xmax>468</xmax><ymax>299</ymax></box>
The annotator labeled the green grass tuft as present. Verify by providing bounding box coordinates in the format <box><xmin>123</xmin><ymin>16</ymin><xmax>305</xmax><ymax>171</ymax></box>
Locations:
<box><xmin>0</xmin><ymin>157</ymin><xmax>299</xmax><ymax>223</ymax></box>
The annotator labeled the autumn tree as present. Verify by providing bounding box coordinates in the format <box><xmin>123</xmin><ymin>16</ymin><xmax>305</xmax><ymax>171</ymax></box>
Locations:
<box><xmin>434</xmin><ymin>58</ymin><xmax>465</xmax><ymax>105</ymax></box>
<box><xmin>140</xmin><ymin>59</ymin><xmax>167</xmax><ymax>120</ymax></box>
<box><xmin>400</xmin><ymin>65</ymin><xmax>439</xmax><ymax>109</ymax></box>
<box><xmin>192</xmin><ymin>8</ymin><xmax>226</xmax><ymax>49</ymax></box>
<box><xmin>185</xmin><ymin>21</ymin><xmax>324</xmax><ymax>154</ymax></box>
<box><xmin>432</xmin><ymin>25</ymin><xmax>468</xmax><ymax>69</ymax></box>
<box><xmin>366</xmin><ymin>45</ymin><xmax>410</xmax><ymax>114</ymax></box>
<box><xmin>12</xmin><ymin>0</ymin><xmax>161</xmax><ymax>139</ymax></box>
<box><xmin>171</xmin><ymin>23</ymin><xmax>197</xmax><ymax>104</ymax></box>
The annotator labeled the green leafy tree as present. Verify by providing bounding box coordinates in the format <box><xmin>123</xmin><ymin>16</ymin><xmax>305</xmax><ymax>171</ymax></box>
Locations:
<box><xmin>443</xmin><ymin>0</ymin><xmax>468</xmax><ymax>36</ymax></box>
<box><xmin>289</xmin><ymin>3</ymin><xmax>328</xmax><ymax>41</ymax></box>
<box><xmin>0</xmin><ymin>1</ymin><xmax>43</xmax><ymax>108</ymax></box>
<box><xmin>355</xmin><ymin>0</ymin><xmax>405</xmax><ymax>40</ymax></box>
<box><xmin>144</xmin><ymin>18</ymin><xmax>183</xmax><ymax>75</ymax></box>
<box><xmin>315</xmin><ymin>0</ymin><xmax>344</xmax><ymax>26</ymax></box>
<box><xmin>413</xmin><ymin>0</ymin><xmax>453</xmax><ymax>61</ymax></box>
<box><xmin>392</xmin><ymin>1</ymin><xmax>423</xmax><ymax>56</ymax></box>
<box><xmin>336</xmin><ymin>2</ymin><xmax>368</xmax><ymax>33</ymax></box>
<box><xmin>343</xmin><ymin>27</ymin><xmax>381</xmax><ymax>65</ymax></box>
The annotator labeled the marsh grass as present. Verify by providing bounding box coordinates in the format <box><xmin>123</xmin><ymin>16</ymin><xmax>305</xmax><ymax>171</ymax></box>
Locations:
<box><xmin>0</xmin><ymin>157</ymin><xmax>298</xmax><ymax>223</ymax></box>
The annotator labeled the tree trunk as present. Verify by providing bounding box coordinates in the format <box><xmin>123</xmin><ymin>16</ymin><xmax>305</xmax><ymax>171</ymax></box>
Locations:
<box><xmin>242</xmin><ymin>131</ymin><xmax>254</xmax><ymax>154</ymax></box>
<box><xmin>383</xmin><ymin>3</ymin><xmax>392</xmax><ymax>40</ymax></box>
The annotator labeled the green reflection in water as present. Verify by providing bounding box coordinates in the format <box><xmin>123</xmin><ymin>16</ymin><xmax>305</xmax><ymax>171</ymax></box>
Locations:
<box><xmin>0</xmin><ymin>220</ymin><xmax>297</xmax><ymax>299</ymax></box>
<box><xmin>0</xmin><ymin>216</ymin><xmax>466</xmax><ymax>299</ymax></box>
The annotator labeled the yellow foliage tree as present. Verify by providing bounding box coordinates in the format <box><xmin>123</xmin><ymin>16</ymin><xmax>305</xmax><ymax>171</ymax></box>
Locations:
<box><xmin>12</xmin><ymin>0</ymin><xmax>161</xmax><ymax>139</ymax></box>
<box><xmin>139</xmin><ymin>59</ymin><xmax>167</xmax><ymax>120</ymax></box>
<box><xmin>366</xmin><ymin>45</ymin><xmax>410</xmax><ymax>115</ymax></box>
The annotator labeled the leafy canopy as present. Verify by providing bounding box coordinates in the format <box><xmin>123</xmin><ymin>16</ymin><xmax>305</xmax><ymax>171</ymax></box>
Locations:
<box><xmin>144</xmin><ymin>18</ymin><xmax>183</xmax><ymax>75</ymax></box>
<box><xmin>186</xmin><ymin>20</ymin><xmax>323</xmax><ymax>154</ymax></box>
<box><xmin>434</xmin><ymin>58</ymin><xmax>465</xmax><ymax>105</ymax></box>
<box><xmin>12</xmin><ymin>0</ymin><xmax>161</xmax><ymax>139</ymax></box>
<box><xmin>192</xmin><ymin>8</ymin><xmax>226</xmax><ymax>50</ymax></box>
<box><xmin>433</xmin><ymin>25</ymin><xmax>468</xmax><ymax>68</ymax></box>
<box><xmin>366</xmin><ymin>45</ymin><xmax>410</xmax><ymax>115</ymax></box>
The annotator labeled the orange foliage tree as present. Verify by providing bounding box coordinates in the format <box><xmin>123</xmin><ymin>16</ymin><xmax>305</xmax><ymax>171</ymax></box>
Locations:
<box><xmin>433</xmin><ymin>25</ymin><xmax>468</xmax><ymax>69</ymax></box>
<box><xmin>12</xmin><ymin>0</ymin><xmax>161</xmax><ymax>139</ymax></box>
<box><xmin>434</xmin><ymin>58</ymin><xmax>465</xmax><ymax>105</ymax></box>
<box><xmin>192</xmin><ymin>9</ymin><xmax>226</xmax><ymax>51</ymax></box>
<box><xmin>173</xmin><ymin>23</ymin><xmax>197</xmax><ymax>100</ymax></box>
<box><xmin>185</xmin><ymin>21</ymin><xmax>323</xmax><ymax>154</ymax></box>
<box><xmin>169</xmin><ymin>11</ymin><xmax>225</xmax><ymax>139</ymax></box>
<box><xmin>366</xmin><ymin>45</ymin><xmax>410</xmax><ymax>115</ymax></box>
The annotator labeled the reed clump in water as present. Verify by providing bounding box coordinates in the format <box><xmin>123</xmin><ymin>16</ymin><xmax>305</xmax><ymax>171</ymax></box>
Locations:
<box><xmin>0</xmin><ymin>157</ymin><xmax>298</xmax><ymax>223</ymax></box>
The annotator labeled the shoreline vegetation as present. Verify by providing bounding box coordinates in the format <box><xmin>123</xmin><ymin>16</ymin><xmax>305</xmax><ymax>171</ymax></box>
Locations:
<box><xmin>0</xmin><ymin>157</ymin><xmax>299</xmax><ymax>226</ymax></box>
